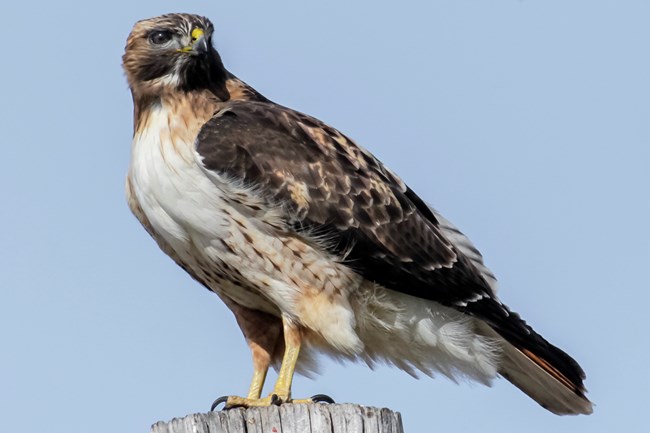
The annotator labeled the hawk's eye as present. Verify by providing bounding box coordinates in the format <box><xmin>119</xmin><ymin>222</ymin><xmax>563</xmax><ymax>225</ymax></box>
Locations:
<box><xmin>149</xmin><ymin>30</ymin><xmax>173</xmax><ymax>45</ymax></box>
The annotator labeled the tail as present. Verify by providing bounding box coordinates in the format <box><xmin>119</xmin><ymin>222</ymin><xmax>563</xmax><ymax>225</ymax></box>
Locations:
<box><xmin>477</xmin><ymin>319</ymin><xmax>593</xmax><ymax>415</ymax></box>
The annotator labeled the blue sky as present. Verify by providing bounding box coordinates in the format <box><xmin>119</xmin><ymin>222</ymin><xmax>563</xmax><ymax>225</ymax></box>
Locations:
<box><xmin>1</xmin><ymin>1</ymin><xmax>648</xmax><ymax>432</ymax></box>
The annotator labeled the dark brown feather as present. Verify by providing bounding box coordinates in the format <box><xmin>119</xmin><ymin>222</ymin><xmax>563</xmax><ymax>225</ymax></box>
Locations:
<box><xmin>197</xmin><ymin>101</ymin><xmax>460</xmax><ymax>274</ymax></box>
<box><xmin>195</xmin><ymin>100</ymin><xmax>589</xmax><ymax>400</ymax></box>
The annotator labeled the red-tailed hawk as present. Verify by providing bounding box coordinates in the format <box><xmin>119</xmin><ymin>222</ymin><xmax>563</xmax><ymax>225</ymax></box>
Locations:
<box><xmin>122</xmin><ymin>13</ymin><xmax>592</xmax><ymax>415</ymax></box>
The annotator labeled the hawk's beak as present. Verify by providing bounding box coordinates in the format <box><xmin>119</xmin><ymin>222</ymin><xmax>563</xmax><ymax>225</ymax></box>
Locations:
<box><xmin>178</xmin><ymin>28</ymin><xmax>209</xmax><ymax>55</ymax></box>
<box><xmin>192</xmin><ymin>34</ymin><xmax>209</xmax><ymax>55</ymax></box>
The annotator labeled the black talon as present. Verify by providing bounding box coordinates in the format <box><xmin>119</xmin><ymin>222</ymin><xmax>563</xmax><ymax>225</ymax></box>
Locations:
<box><xmin>270</xmin><ymin>394</ymin><xmax>281</xmax><ymax>406</ymax></box>
<box><xmin>210</xmin><ymin>396</ymin><xmax>229</xmax><ymax>411</ymax></box>
<box><xmin>310</xmin><ymin>394</ymin><xmax>335</xmax><ymax>404</ymax></box>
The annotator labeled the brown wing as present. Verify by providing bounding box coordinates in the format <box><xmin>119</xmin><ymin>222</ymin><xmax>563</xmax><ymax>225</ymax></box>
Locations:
<box><xmin>194</xmin><ymin>101</ymin><xmax>483</xmax><ymax>298</ymax></box>
<box><xmin>195</xmin><ymin>100</ymin><xmax>587</xmax><ymax>398</ymax></box>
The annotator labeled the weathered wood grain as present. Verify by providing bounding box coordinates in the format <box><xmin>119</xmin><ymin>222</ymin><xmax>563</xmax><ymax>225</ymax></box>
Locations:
<box><xmin>151</xmin><ymin>404</ymin><xmax>404</xmax><ymax>433</ymax></box>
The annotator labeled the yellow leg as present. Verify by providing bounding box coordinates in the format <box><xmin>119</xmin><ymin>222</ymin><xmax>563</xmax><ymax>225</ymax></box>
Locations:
<box><xmin>269</xmin><ymin>316</ymin><xmax>301</xmax><ymax>401</ymax></box>
<box><xmin>218</xmin><ymin>301</ymin><xmax>279</xmax><ymax>407</ymax></box>
<box><xmin>246</xmin><ymin>356</ymin><xmax>268</xmax><ymax>400</ymax></box>
<box><xmin>225</xmin><ymin>315</ymin><xmax>304</xmax><ymax>407</ymax></box>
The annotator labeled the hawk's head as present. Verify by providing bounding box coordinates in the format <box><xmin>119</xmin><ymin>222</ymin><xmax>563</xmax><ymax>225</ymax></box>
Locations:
<box><xmin>122</xmin><ymin>13</ymin><xmax>229</xmax><ymax>100</ymax></box>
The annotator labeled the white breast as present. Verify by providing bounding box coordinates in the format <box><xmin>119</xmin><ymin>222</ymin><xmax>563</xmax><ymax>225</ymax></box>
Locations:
<box><xmin>129</xmin><ymin>104</ymin><xmax>230</xmax><ymax>253</ymax></box>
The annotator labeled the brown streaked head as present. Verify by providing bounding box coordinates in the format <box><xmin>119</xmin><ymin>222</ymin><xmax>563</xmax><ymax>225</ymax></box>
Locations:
<box><xmin>122</xmin><ymin>13</ymin><xmax>229</xmax><ymax>100</ymax></box>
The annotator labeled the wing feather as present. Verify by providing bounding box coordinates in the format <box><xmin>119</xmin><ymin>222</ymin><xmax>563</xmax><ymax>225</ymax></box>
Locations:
<box><xmin>195</xmin><ymin>101</ymin><xmax>588</xmax><ymax>403</ymax></box>
<box><xmin>196</xmin><ymin>102</ymin><xmax>472</xmax><ymax>287</ymax></box>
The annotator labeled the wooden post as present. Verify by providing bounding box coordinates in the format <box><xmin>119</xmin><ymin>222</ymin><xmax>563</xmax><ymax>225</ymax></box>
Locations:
<box><xmin>151</xmin><ymin>403</ymin><xmax>404</xmax><ymax>433</ymax></box>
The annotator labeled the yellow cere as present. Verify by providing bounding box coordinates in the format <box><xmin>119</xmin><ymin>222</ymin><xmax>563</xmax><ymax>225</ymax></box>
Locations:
<box><xmin>191</xmin><ymin>28</ymin><xmax>204</xmax><ymax>41</ymax></box>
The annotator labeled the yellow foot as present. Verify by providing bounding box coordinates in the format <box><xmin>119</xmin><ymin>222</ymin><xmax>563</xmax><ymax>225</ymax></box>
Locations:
<box><xmin>227</xmin><ymin>393</ymin><xmax>286</xmax><ymax>408</ymax></box>
<box><xmin>211</xmin><ymin>394</ymin><xmax>334</xmax><ymax>411</ymax></box>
